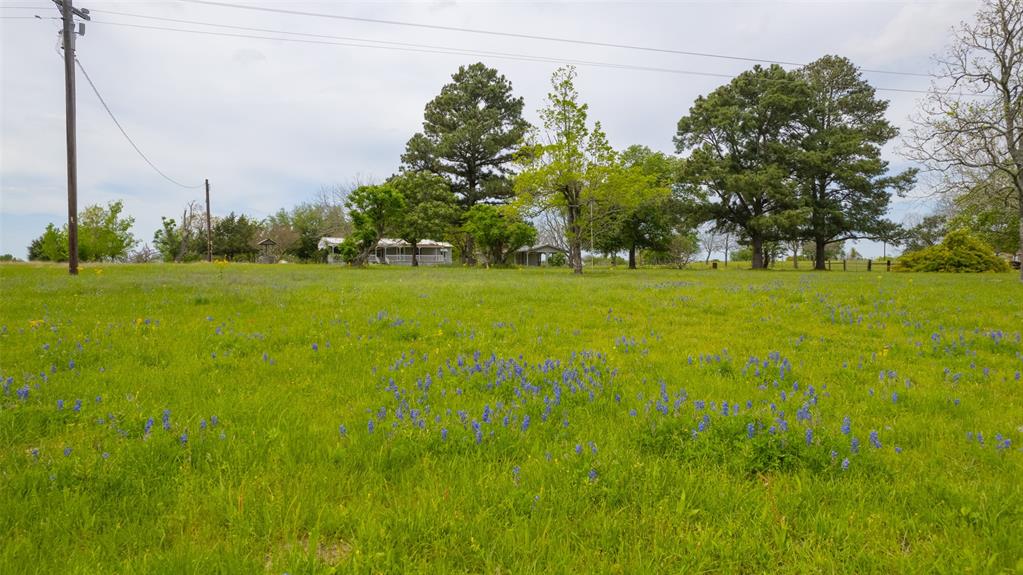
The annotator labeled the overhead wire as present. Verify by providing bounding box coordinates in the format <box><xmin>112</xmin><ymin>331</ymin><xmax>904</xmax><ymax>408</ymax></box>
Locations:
<box><xmin>74</xmin><ymin>56</ymin><xmax>204</xmax><ymax>189</ymax></box>
<box><xmin>79</xmin><ymin>13</ymin><xmax>949</xmax><ymax>95</ymax></box>
<box><xmin>177</xmin><ymin>0</ymin><xmax>931</xmax><ymax>78</ymax></box>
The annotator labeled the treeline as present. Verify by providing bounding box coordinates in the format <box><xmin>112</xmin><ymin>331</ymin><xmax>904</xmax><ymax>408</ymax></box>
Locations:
<box><xmin>24</xmin><ymin>3</ymin><xmax>1020</xmax><ymax>272</ymax></box>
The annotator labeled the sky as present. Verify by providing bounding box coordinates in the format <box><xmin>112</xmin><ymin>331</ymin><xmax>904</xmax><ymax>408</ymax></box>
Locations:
<box><xmin>0</xmin><ymin>0</ymin><xmax>982</xmax><ymax>260</ymax></box>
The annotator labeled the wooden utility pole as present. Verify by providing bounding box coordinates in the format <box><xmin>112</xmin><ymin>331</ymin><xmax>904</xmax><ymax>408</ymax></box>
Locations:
<box><xmin>205</xmin><ymin>178</ymin><xmax>212</xmax><ymax>261</ymax></box>
<box><xmin>58</xmin><ymin>0</ymin><xmax>89</xmax><ymax>275</ymax></box>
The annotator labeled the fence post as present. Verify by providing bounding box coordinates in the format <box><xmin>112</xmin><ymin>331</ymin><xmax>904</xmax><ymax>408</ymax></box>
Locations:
<box><xmin>867</xmin><ymin>259</ymin><xmax>872</xmax><ymax>271</ymax></box>
<box><xmin>843</xmin><ymin>259</ymin><xmax>847</xmax><ymax>271</ymax></box>
<box><xmin>827</xmin><ymin>260</ymin><xmax>831</xmax><ymax>271</ymax></box>
<box><xmin>886</xmin><ymin>260</ymin><xmax>891</xmax><ymax>271</ymax></box>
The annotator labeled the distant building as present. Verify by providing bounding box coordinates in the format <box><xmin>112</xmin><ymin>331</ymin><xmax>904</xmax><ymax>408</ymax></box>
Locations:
<box><xmin>514</xmin><ymin>244</ymin><xmax>567</xmax><ymax>266</ymax></box>
<box><xmin>318</xmin><ymin>237</ymin><xmax>453</xmax><ymax>265</ymax></box>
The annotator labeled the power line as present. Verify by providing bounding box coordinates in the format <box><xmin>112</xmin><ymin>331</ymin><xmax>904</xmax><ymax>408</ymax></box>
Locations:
<box><xmin>74</xmin><ymin>57</ymin><xmax>204</xmax><ymax>189</ymax></box>
<box><xmin>178</xmin><ymin>0</ymin><xmax>931</xmax><ymax>79</ymax></box>
<box><xmin>83</xmin><ymin>17</ymin><xmax>949</xmax><ymax>95</ymax></box>
<box><xmin>87</xmin><ymin>18</ymin><xmax>737</xmax><ymax>80</ymax></box>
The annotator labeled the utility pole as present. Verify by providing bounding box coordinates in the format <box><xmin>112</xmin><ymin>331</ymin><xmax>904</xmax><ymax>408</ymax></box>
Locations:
<box><xmin>55</xmin><ymin>0</ymin><xmax>89</xmax><ymax>275</ymax></box>
<box><xmin>205</xmin><ymin>178</ymin><xmax>212</xmax><ymax>262</ymax></box>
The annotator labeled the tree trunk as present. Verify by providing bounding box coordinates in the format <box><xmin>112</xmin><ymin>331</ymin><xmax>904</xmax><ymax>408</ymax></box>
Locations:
<box><xmin>463</xmin><ymin>235</ymin><xmax>476</xmax><ymax>265</ymax></box>
<box><xmin>751</xmin><ymin>236</ymin><xmax>764</xmax><ymax>269</ymax></box>
<box><xmin>1017</xmin><ymin>187</ymin><xmax>1023</xmax><ymax>281</ymax></box>
<box><xmin>411</xmin><ymin>241</ymin><xmax>419</xmax><ymax>267</ymax></box>
<box><xmin>815</xmin><ymin>239</ymin><xmax>827</xmax><ymax>271</ymax></box>
<box><xmin>628</xmin><ymin>244</ymin><xmax>637</xmax><ymax>270</ymax></box>
<box><xmin>568</xmin><ymin>204</ymin><xmax>583</xmax><ymax>274</ymax></box>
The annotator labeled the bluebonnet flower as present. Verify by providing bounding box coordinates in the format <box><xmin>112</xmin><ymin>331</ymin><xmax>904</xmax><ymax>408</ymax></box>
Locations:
<box><xmin>482</xmin><ymin>404</ymin><xmax>492</xmax><ymax>424</ymax></box>
<box><xmin>102</xmin><ymin>452</ymin><xmax>109</xmax><ymax>459</ymax></box>
<box><xmin>575</xmin><ymin>444</ymin><xmax>583</xmax><ymax>455</ymax></box>
<box><xmin>57</xmin><ymin>399</ymin><xmax>64</xmax><ymax>410</ymax></box>
<box><xmin>368</xmin><ymin>419</ymin><xmax>375</xmax><ymax>433</ymax></box>
<box><xmin>830</xmin><ymin>450</ymin><xmax>838</xmax><ymax>459</ymax></box>
<box><xmin>311</xmin><ymin>343</ymin><xmax>318</xmax><ymax>351</ymax></box>
<box><xmin>200</xmin><ymin>419</ymin><xmax>207</xmax><ymax>430</ymax></box>
<box><xmin>805</xmin><ymin>428</ymin><xmax>813</xmax><ymax>445</ymax></box>
<box><xmin>338</xmin><ymin>424</ymin><xmax>347</xmax><ymax>436</ymax></box>
<box><xmin>977</xmin><ymin>433</ymin><xmax>984</xmax><ymax>445</ymax></box>
<box><xmin>512</xmin><ymin>466</ymin><xmax>521</xmax><ymax>482</ymax></box>
<box><xmin>841</xmin><ymin>416</ymin><xmax>851</xmax><ymax>435</ymax></box>
<box><xmin>521</xmin><ymin>415</ymin><xmax>530</xmax><ymax>432</ymax></box>
<box><xmin>869</xmin><ymin>430</ymin><xmax>881</xmax><ymax>449</ymax></box>
<box><xmin>629</xmin><ymin>409</ymin><xmax>637</xmax><ymax>417</ymax></box>
<box><xmin>851</xmin><ymin>437</ymin><xmax>860</xmax><ymax>454</ymax></box>
<box><xmin>441</xmin><ymin>428</ymin><xmax>448</xmax><ymax>441</ymax></box>
<box><xmin>895</xmin><ymin>446</ymin><xmax>903</xmax><ymax>454</ymax></box>
<box><xmin>179</xmin><ymin>432</ymin><xmax>188</xmax><ymax>445</ymax></box>
<box><xmin>64</xmin><ymin>447</ymin><xmax>72</xmax><ymax>457</ymax></box>
<box><xmin>562</xmin><ymin>419</ymin><xmax>569</xmax><ymax>428</ymax></box>
<box><xmin>73</xmin><ymin>399</ymin><xmax>81</xmax><ymax>412</ymax></box>
<box><xmin>588</xmin><ymin>469</ymin><xmax>598</xmax><ymax>482</ymax></box>
<box><xmin>162</xmin><ymin>409</ymin><xmax>171</xmax><ymax>430</ymax></box>
<box><xmin>841</xmin><ymin>458</ymin><xmax>850</xmax><ymax>470</ymax></box>
<box><xmin>747</xmin><ymin>422</ymin><xmax>755</xmax><ymax>439</ymax></box>
<box><xmin>16</xmin><ymin>386</ymin><xmax>28</xmax><ymax>400</ymax></box>
<box><xmin>30</xmin><ymin>448</ymin><xmax>39</xmax><ymax>459</ymax></box>
<box><xmin>892</xmin><ymin>392</ymin><xmax>898</xmax><ymax>403</ymax></box>
<box><xmin>589</xmin><ymin>441</ymin><xmax>597</xmax><ymax>454</ymax></box>
<box><xmin>144</xmin><ymin>418</ymin><xmax>154</xmax><ymax>435</ymax></box>
<box><xmin>211</xmin><ymin>415</ymin><xmax>218</xmax><ymax>426</ymax></box>
<box><xmin>69</xmin><ymin>359</ymin><xmax>75</xmax><ymax>369</ymax></box>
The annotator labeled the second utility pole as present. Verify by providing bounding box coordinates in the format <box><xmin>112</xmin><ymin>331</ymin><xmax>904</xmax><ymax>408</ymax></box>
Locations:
<box><xmin>205</xmin><ymin>178</ymin><xmax>212</xmax><ymax>261</ymax></box>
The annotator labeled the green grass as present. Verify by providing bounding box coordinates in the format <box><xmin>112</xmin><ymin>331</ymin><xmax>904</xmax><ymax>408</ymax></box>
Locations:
<box><xmin>1</xmin><ymin>263</ymin><xmax>1021</xmax><ymax>574</ymax></box>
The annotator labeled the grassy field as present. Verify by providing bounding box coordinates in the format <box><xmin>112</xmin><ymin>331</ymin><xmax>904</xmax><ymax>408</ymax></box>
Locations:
<box><xmin>1</xmin><ymin>263</ymin><xmax>1021</xmax><ymax>574</ymax></box>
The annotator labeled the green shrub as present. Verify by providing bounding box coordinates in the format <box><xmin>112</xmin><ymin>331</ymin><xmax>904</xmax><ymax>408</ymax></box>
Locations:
<box><xmin>896</xmin><ymin>228</ymin><xmax>1010</xmax><ymax>272</ymax></box>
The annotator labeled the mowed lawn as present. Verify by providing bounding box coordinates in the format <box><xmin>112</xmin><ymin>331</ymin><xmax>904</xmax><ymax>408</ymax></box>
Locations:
<box><xmin>1</xmin><ymin>263</ymin><xmax>1021</xmax><ymax>574</ymax></box>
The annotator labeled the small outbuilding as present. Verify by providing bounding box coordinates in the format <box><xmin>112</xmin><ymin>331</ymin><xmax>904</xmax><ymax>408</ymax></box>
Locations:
<box><xmin>514</xmin><ymin>244</ymin><xmax>567</xmax><ymax>266</ymax></box>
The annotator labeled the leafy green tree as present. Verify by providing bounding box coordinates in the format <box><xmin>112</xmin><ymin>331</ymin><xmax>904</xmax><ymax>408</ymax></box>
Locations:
<box><xmin>792</xmin><ymin>56</ymin><xmax>916</xmax><ymax>269</ymax></box>
<box><xmin>28</xmin><ymin>224</ymin><xmax>68</xmax><ymax>261</ymax></box>
<box><xmin>464</xmin><ymin>204</ymin><xmax>537</xmax><ymax>266</ymax></box>
<box><xmin>77</xmin><ymin>200</ymin><xmax>137</xmax><ymax>261</ymax></box>
<box><xmin>901</xmin><ymin>214</ymin><xmax>948</xmax><ymax>253</ymax></box>
<box><xmin>597</xmin><ymin>146</ymin><xmax>694</xmax><ymax>269</ymax></box>
<box><xmin>675</xmin><ymin>65</ymin><xmax>806</xmax><ymax>269</ymax></box>
<box><xmin>263</xmin><ymin>201</ymin><xmax>347</xmax><ymax>262</ymax></box>
<box><xmin>897</xmin><ymin>228</ymin><xmax>1010</xmax><ymax>272</ymax></box>
<box><xmin>340</xmin><ymin>184</ymin><xmax>406</xmax><ymax>265</ymax></box>
<box><xmin>153</xmin><ymin>217</ymin><xmax>183</xmax><ymax>262</ymax></box>
<box><xmin>390</xmin><ymin>171</ymin><xmax>459</xmax><ymax>266</ymax></box>
<box><xmin>402</xmin><ymin>62</ymin><xmax>530</xmax><ymax>263</ymax></box>
<box><xmin>212</xmin><ymin>212</ymin><xmax>260</xmax><ymax>261</ymax></box>
<box><xmin>516</xmin><ymin>66</ymin><xmax>615</xmax><ymax>274</ymax></box>
<box><xmin>948</xmin><ymin>171</ymin><xmax>1020</xmax><ymax>255</ymax></box>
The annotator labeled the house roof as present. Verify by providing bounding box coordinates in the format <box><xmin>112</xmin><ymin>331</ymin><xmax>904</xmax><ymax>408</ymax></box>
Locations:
<box><xmin>317</xmin><ymin>237</ymin><xmax>453</xmax><ymax>250</ymax></box>
<box><xmin>516</xmin><ymin>244</ymin><xmax>567</xmax><ymax>253</ymax></box>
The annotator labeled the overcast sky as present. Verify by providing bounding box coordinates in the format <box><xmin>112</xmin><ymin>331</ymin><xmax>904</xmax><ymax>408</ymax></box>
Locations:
<box><xmin>0</xmin><ymin>0</ymin><xmax>981</xmax><ymax>259</ymax></box>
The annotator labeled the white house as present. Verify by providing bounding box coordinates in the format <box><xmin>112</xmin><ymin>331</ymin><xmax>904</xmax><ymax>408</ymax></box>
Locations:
<box><xmin>318</xmin><ymin>237</ymin><xmax>453</xmax><ymax>265</ymax></box>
